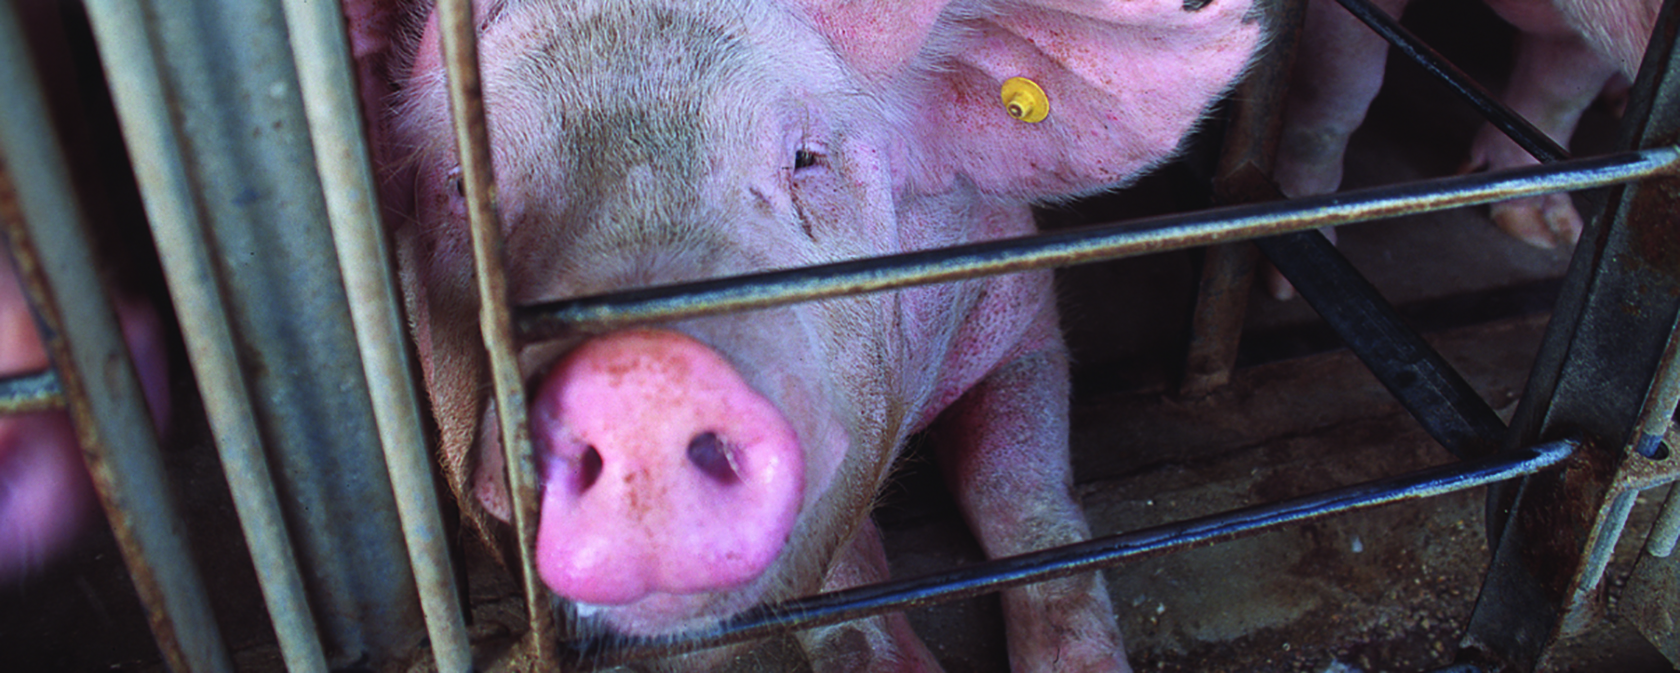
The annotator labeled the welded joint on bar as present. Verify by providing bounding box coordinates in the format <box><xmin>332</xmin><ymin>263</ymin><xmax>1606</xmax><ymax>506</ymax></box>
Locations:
<box><xmin>0</xmin><ymin>369</ymin><xmax>64</xmax><ymax>414</ymax></box>
<box><xmin>559</xmin><ymin>440</ymin><xmax>1577</xmax><ymax>668</ymax></box>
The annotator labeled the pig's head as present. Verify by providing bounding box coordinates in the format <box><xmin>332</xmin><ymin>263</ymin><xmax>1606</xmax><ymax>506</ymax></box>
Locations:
<box><xmin>385</xmin><ymin>0</ymin><xmax>1261</xmax><ymax>638</ymax></box>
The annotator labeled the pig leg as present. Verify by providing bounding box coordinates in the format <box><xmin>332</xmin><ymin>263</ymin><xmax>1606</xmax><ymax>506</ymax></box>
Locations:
<box><xmin>1270</xmin><ymin>0</ymin><xmax>1407</xmax><ymax>299</ymax></box>
<box><xmin>1463</xmin><ymin>30</ymin><xmax>1619</xmax><ymax>249</ymax></box>
<box><xmin>801</xmin><ymin>519</ymin><xmax>943</xmax><ymax>673</ymax></box>
<box><xmin>933</xmin><ymin>343</ymin><xmax>1128</xmax><ymax>672</ymax></box>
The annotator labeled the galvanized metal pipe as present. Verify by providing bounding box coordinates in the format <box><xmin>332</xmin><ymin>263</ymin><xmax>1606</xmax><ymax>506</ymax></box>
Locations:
<box><xmin>0</xmin><ymin>369</ymin><xmax>64</xmax><ymax>415</ymax></box>
<box><xmin>0</xmin><ymin>4</ymin><xmax>233</xmax><ymax>671</ymax></box>
<box><xmin>1332</xmin><ymin>0</ymin><xmax>1570</xmax><ymax>164</ymax></box>
<box><xmin>437</xmin><ymin>0</ymin><xmax>560</xmax><ymax>666</ymax></box>
<box><xmin>566</xmin><ymin>440</ymin><xmax>1576</xmax><ymax>666</ymax></box>
<box><xmin>519</xmin><ymin>147</ymin><xmax>1679</xmax><ymax>342</ymax></box>
<box><xmin>76</xmin><ymin>0</ymin><xmax>329</xmax><ymax>669</ymax></box>
<box><xmin>1643</xmin><ymin>476</ymin><xmax>1680</xmax><ymax>557</ymax></box>
<box><xmin>279</xmin><ymin>1</ymin><xmax>473</xmax><ymax>669</ymax></box>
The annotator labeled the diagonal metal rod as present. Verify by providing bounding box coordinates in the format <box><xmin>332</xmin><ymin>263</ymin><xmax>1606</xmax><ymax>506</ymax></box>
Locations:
<box><xmin>518</xmin><ymin>147</ymin><xmax>1677</xmax><ymax>342</ymax></box>
<box><xmin>563</xmin><ymin>440</ymin><xmax>1576</xmax><ymax>667</ymax></box>
<box><xmin>1257</xmin><ymin>228</ymin><xmax>1509</xmax><ymax>458</ymax></box>
<box><xmin>1331</xmin><ymin>0</ymin><xmax>1570</xmax><ymax>164</ymax></box>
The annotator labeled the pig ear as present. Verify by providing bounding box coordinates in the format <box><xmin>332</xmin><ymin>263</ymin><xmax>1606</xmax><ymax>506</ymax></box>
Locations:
<box><xmin>802</xmin><ymin>0</ymin><xmax>1265</xmax><ymax>199</ymax></box>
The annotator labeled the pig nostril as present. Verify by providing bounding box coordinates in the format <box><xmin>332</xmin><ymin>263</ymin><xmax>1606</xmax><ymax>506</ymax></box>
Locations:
<box><xmin>686</xmin><ymin>431</ymin><xmax>738</xmax><ymax>484</ymax></box>
<box><xmin>578</xmin><ymin>446</ymin><xmax>603</xmax><ymax>491</ymax></box>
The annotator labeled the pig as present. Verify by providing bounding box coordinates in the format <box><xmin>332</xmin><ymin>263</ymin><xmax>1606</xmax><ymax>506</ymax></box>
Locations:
<box><xmin>353</xmin><ymin>0</ymin><xmax>1264</xmax><ymax>669</ymax></box>
<box><xmin>1269</xmin><ymin>0</ymin><xmax>1659</xmax><ymax>297</ymax></box>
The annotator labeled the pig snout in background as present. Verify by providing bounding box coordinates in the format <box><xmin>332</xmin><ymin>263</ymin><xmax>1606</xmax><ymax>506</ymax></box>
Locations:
<box><xmin>349</xmin><ymin>0</ymin><xmax>1264</xmax><ymax>669</ymax></box>
<box><xmin>1269</xmin><ymin>0</ymin><xmax>1659</xmax><ymax>298</ymax></box>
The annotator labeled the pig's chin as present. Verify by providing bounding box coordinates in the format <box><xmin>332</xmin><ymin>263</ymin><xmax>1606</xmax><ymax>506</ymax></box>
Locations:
<box><xmin>570</xmin><ymin>583</ymin><xmax>770</xmax><ymax>637</ymax></box>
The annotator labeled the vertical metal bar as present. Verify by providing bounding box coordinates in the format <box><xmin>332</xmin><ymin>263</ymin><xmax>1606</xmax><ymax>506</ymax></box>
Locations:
<box><xmin>278</xmin><ymin>1</ymin><xmax>474</xmax><ymax>670</ymax></box>
<box><xmin>437</xmin><ymin>0</ymin><xmax>560</xmax><ymax>667</ymax></box>
<box><xmin>0</xmin><ymin>4</ymin><xmax>233</xmax><ymax>671</ymax></box>
<box><xmin>85</xmin><ymin>0</ymin><xmax>429</xmax><ymax>665</ymax></box>
<box><xmin>77</xmin><ymin>0</ymin><xmax>331</xmax><ymax>670</ymax></box>
<box><xmin>1183</xmin><ymin>0</ymin><xmax>1304</xmax><ymax>397</ymax></box>
<box><xmin>1461</xmin><ymin>0</ymin><xmax>1680</xmax><ymax>667</ymax></box>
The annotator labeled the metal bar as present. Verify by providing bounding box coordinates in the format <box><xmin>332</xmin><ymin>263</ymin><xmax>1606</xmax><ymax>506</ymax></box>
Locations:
<box><xmin>565</xmin><ymin>440</ymin><xmax>1576</xmax><ymax>667</ymax></box>
<box><xmin>87</xmin><ymin>0</ymin><xmax>430</xmax><ymax>665</ymax></box>
<box><xmin>1331</xmin><ymin>0</ymin><xmax>1570</xmax><ymax>164</ymax></box>
<box><xmin>1463</xmin><ymin>0</ymin><xmax>1680</xmax><ymax>667</ymax></box>
<box><xmin>0</xmin><ymin>4</ymin><xmax>233</xmax><ymax>670</ymax></box>
<box><xmin>0</xmin><ymin>369</ymin><xmax>64</xmax><ymax>415</ymax></box>
<box><xmin>77</xmin><ymin>0</ymin><xmax>332</xmax><ymax>669</ymax></box>
<box><xmin>519</xmin><ymin>147</ymin><xmax>1679</xmax><ymax>342</ymax></box>
<box><xmin>1183</xmin><ymin>0</ymin><xmax>1305</xmax><ymax>397</ymax></box>
<box><xmin>437</xmin><ymin>0</ymin><xmax>560</xmax><ymax>667</ymax></box>
<box><xmin>1643</xmin><ymin>474</ymin><xmax>1680</xmax><ymax>557</ymax></box>
<box><xmin>279</xmin><ymin>1</ymin><xmax>474</xmax><ymax>670</ymax></box>
<box><xmin>1257</xmin><ymin>229</ymin><xmax>1508</xmax><ymax>458</ymax></box>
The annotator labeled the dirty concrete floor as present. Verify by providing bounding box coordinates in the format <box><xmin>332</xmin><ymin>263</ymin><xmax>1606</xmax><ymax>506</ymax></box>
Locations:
<box><xmin>4</xmin><ymin>0</ymin><xmax>1680</xmax><ymax>671</ymax></box>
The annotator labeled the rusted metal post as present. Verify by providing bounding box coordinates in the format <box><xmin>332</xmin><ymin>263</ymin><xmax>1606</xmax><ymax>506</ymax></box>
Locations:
<box><xmin>436</xmin><ymin>0</ymin><xmax>562</xmax><ymax>667</ymax></box>
<box><xmin>1459</xmin><ymin>0</ymin><xmax>1680</xmax><ymax>668</ymax></box>
<box><xmin>0</xmin><ymin>5</ymin><xmax>232</xmax><ymax>669</ymax></box>
<box><xmin>1182</xmin><ymin>0</ymin><xmax>1305</xmax><ymax>397</ymax></box>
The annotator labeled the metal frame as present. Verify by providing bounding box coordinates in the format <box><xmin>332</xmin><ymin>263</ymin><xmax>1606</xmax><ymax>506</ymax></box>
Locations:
<box><xmin>0</xmin><ymin>0</ymin><xmax>1677</xmax><ymax>669</ymax></box>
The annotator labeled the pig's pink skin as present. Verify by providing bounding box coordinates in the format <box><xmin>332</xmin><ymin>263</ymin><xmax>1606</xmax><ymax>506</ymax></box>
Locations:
<box><xmin>0</xmin><ymin>254</ymin><xmax>170</xmax><ymax>581</ymax></box>
<box><xmin>364</xmin><ymin>0</ymin><xmax>1258</xmax><ymax>668</ymax></box>
<box><xmin>1274</xmin><ymin>0</ymin><xmax>1658</xmax><ymax>297</ymax></box>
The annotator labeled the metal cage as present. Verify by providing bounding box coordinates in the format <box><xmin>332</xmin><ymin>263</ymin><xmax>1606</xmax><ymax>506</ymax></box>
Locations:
<box><xmin>1</xmin><ymin>0</ymin><xmax>1677</xmax><ymax>669</ymax></box>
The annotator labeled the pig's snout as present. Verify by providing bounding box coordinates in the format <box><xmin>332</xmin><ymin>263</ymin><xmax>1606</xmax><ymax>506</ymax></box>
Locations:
<box><xmin>532</xmin><ymin>330</ymin><xmax>804</xmax><ymax>607</ymax></box>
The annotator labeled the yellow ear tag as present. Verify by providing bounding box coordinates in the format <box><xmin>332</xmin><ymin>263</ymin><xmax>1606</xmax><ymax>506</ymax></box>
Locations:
<box><xmin>1001</xmin><ymin>77</ymin><xmax>1049</xmax><ymax>123</ymax></box>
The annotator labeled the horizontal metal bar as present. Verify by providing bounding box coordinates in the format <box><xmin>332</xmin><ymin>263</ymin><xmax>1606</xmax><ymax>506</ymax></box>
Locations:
<box><xmin>1331</xmin><ymin>0</ymin><xmax>1570</xmax><ymax>164</ymax></box>
<box><xmin>563</xmin><ymin>440</ymin><xmax>1577</xmax><ymax>666</ymax></box>
<box><xmin>1258</xmin><ymin>230</ymin><xmax>1507</xmax><ymax>459</ymax></box>
<box><xmin>0</xmin><ymin>369</ymin><xmax>63</xmax><ymax>414</ymax></box>
<box><xmin>519</xmin><ymin>148</ymin><xmax>1676</xmax><ymax>342</ymax></box>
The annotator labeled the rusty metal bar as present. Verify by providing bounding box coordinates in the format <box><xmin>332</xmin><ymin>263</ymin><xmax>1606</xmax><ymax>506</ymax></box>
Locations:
<box><xmin>279</xmin><ymin>0</ymin><xmax>473</xmax><ymax>669</ymax></box>
<box><xmin>567</xmin><ymin>440</ymin><xmax>1575</xmax><ymax>667</ymax></box>
<box><xmin>437</xmin><ymin>0</ymin><xmax>560</xmax><ymax>667</ymax></box>
<box><xmin>1462</xmin><ymin>0</ymin><xmax>1680</xmax><ymax>667</ymax></box>
<box><xmin>77</xmin><ymin>0</ymin><xmax>331</xmax><ymax>669</ymax></box>
<box><xmin>0</xmin><ymin>369</ymin><xmax>64</xmax><ymax>415</ymax></box>
<box><xmin>1331</xmin><ymin>0</ymin><xmax>1570</xmax><ymax>164</ymax></box>
<box><xmin>518</xmin><ymin>147</ymin><xmax>1679</xmax><ymax>342</ymax></box>
<box><xmin>1183</xmin><ymin>0</ymin><xmax>1305</xmax><ymax>397</ymax></box>
<box><xmin>0</xmin><ymin>4</ymin><xmax>233</xmax><ymax>670</ymax></box>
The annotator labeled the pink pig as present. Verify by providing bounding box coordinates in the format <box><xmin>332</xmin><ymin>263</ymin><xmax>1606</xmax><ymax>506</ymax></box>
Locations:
<box><xmin>1274</xmin><ymin>0</ymin><xmax>1658</xmax><ymax>295</ymax></box>
<box><xmin>353</xmin><ymin>0</ymin><xmax>1263</xmax><ymax>669</ymax></box>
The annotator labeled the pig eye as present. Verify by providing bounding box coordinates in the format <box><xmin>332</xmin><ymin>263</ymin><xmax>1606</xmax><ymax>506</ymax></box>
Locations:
<box><xmin>793</xmin><ymin>149</ymin><xmax>820</xmax><ymax>171</ymax></box>
<box><xmin>447</xmin><ymin>166</ymin><xmax>465</xmax><ymax>198</ymax></box>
